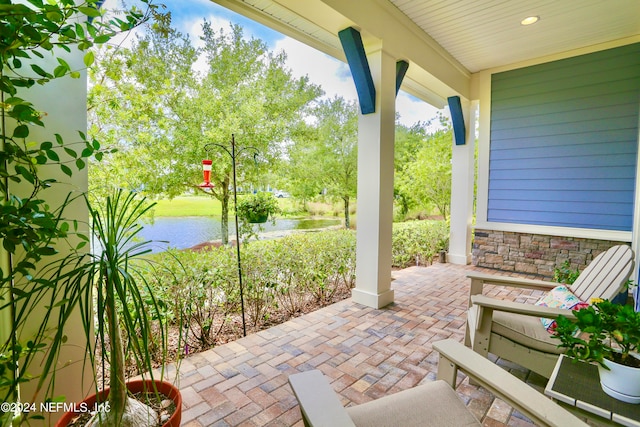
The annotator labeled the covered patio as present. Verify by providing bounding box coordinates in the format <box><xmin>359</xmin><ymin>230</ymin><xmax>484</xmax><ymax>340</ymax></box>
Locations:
<box><xmin>13</xmin><ymin>0</ymin><xmax>639</xmax><ymax>421</ymax></box>
<box><xmin>210</xmin><ymin>0</ymin><xmax>640</xmax><ymax>310</ymax></box>
<box><xmin>174</xmin><ymin>263</ymin><xmax>545</xmax><ymax>426</ymax></box>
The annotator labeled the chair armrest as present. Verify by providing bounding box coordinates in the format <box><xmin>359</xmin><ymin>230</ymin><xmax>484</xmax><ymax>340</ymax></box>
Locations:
<box><xmin>433</xmin><ymin>339</ymin><xmax>588</xmax><ymax>427</ymax></box>
<box><xmin>288</xmin><ymin>370</ymin><xmax>356</xmax><ymax>427</ymax></box>
<box><xmin>468</xmin><ymin>272</ymin><xmax>558</xmax><ymax>292</ymax></box>
<box><xmin>471</xmin><ymin>295</ymin><xmax>577</xmax><ymax>320</ymax></box>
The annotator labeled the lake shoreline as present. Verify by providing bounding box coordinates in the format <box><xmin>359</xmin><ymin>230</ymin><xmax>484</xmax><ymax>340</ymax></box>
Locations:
<box><xmin>139</xmin><ymin>216</ymin><xmax>341</xmax><ymax>253</ymax></box>
<box><xmin>186</xmin><ymin>224</ymin><xmax>345</xmax><ymax>251</ymax></box>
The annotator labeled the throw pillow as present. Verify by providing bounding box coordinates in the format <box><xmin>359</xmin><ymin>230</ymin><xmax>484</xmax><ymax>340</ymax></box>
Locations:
<box><xmin>535</xmin><ymin>285</ymin><xmax>589</xmax><ymax>332</ymax></box>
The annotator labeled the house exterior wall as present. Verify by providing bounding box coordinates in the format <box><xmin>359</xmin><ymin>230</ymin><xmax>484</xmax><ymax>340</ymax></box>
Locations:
<box><xmin>488</xmin><ymin>43</ymin><xmax>640</xmax><ymax>231</ymax></box>
<box><xmin>473</xmin><ymin>228</ymin><xmax>624</xmax><ymax>278</ymax></box>
<box><xmin>8</xmin><ymin>42</ymin><xmax>92</xmax><ymax>423</ymax></box>
<box><xmin>473</xmin><ymin>42</ymin><xmax>640</xmax><ymax>275</ymax></box>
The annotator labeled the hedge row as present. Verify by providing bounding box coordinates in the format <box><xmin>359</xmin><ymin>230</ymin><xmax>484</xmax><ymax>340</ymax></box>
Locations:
<box><xmin>391</xmin><ymin>220</ymin><xmax>449</xmax><ymax>268</ymax></box>
<box><xmin>142</xmin><ymin>221</ymin><xmax>448</xmax><ymax>350</ymax></box>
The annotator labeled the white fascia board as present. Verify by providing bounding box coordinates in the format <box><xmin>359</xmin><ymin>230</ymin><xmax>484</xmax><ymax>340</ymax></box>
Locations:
<box><xmin>212</xmin><ymin>0</ymin><xmax>347</xmax><ymax>61</ymax></box>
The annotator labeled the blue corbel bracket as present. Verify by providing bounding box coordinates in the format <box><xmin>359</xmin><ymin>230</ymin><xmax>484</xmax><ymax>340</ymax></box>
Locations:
<box><xmin>448</xmin><ymin>96</ymin><xmax>466</xmax><ymax>145</ymax></box>
<box><xmin>338</xmin><ymin>27</ymin><xmax>376</xmax><ymax>114</ymax></box>
<box><xmin>396</xmin><ymin>60</ymin><xmax>409</xmax><ymax>96</ymax></box>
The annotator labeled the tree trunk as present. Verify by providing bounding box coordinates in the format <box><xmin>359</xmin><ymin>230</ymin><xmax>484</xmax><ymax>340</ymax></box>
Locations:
<box><xmin>87</xmin><ymin>277</ymin><xmax>159</xmax><ymax>427</ymax></box>
<box><xmin>343</xmin><ymin>196</ymin><xmax>350</xmax><ymax>229</ymax></box>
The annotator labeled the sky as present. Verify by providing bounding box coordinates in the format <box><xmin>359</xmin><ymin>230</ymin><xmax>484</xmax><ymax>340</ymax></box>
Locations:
<box><xmin>104</xmin><ymin>0</ymin><xmax>444</xmax><ymax>128</ymax></box>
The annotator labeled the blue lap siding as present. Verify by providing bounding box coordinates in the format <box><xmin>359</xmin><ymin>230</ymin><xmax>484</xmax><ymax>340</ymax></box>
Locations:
<box><xmin>488</xmin><ymin>43</ymin><xmax>640</xmax><ymax>231</ymax></box>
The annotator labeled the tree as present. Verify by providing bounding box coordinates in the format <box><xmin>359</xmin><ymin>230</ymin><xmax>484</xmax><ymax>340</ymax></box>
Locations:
<box><xmin>287</xmin><ymin>97</ymin><xmax>358</xmax><ymax>228</ymax></box>
<box><xmin>89</xmin><ymin>18</ymin><xmax>322</xmax><ymax>243</ymax></box>
<box><xmin>396</xmin><ymin>118</ymin><xmax>453</xmax><ymax>220</ymax></box>
<box><xmin>284</xmin><ymin>124</ymin><xmax>325</xmax><ymax>208</ymax></box>
<box><xmin>394</xmin><ymin>121</ymin><xmax>431</xmax><ymax>217</ymax></box>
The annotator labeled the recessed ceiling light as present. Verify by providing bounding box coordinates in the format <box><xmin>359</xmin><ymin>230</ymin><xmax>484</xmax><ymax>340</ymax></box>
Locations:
<box><xmin>521</xmin><ymin>16</ymin><xmax>540</xmax><ymax>26</ymax></box>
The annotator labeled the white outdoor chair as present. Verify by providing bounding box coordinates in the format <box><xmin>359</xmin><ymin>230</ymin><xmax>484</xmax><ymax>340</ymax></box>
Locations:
<box><xmin>466</xmin><ymin>244</ymin><xmax>634</xmax><ymax>378</ymax></box>
<box><xmin>289</xmin><ymin>339</ymin><xmax>588</xmax><ymax>427</ymax></box>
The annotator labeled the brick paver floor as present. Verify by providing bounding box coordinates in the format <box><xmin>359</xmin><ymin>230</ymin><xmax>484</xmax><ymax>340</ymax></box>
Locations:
<box><xmin>173</xmin><ymin>263</ymin><xmax>551</xmax><ymax>426</ymax></box>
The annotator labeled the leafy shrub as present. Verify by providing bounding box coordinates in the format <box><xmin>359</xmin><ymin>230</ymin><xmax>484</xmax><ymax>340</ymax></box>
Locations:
<box><xmin>147</xmin><ymin>230</ymin><xmax>357</xmax><ymax>335</ymax></box>
<box><xmin>142</xmin><ymin>221</ymin><xmax>447</xmax><ymax>348</ymax></box>
<box><xmin>391</xmin><ymin>220</ymin><xmax>449</xmax><ymax>268</ymax></box>
<box><xmin>553</xmin><ymin>260</ymin><xmax>581</xmax><ymax>284</ymax></box>
<box><xmin>147</xmin><ymin>247</ymin><xmax>239</xmax><ymax>350</ymax></box>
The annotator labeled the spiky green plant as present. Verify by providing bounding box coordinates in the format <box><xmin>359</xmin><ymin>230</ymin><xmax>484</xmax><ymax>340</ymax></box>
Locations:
<box><xmin>83</xmin><ymin>189</ymin><xmax>172</xmax><ymax>426</ymax></box>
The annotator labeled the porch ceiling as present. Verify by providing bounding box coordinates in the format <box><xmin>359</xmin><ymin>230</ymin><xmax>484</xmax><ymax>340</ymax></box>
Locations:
<box><xmin>212</xmin><ymin>0</ymin><xmax>640</xmax><ymax>107</ymax></box>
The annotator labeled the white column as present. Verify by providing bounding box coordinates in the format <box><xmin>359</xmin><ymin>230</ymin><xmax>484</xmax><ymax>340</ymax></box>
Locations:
<box><xmin>16</xmin><ymin>44</ymin><xmax>92</xmax><ymax>422</ymax></box>
<box><xmin>448</xmin><ymin>100</ymin><xmax>477</xmax><ymax>265</ymax></box>
<box><xmin>352</xmin><ymin>48</ymin><xmax>396</xmax><ymax>308</ymax></box>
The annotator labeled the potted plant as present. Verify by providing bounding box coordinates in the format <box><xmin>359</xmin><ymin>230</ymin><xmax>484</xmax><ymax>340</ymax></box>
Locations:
<box><xmin>554</xmin><ymin>299</ymin><xmax>640</xmax><ymax>403</ymax></box>
<box><xmin>236</xmin><ymin>192</ymin><xmax>281</xmax><ymax>224</ymax></box>
<box><xmin>55</xmin><ymin>190</ymin><xmax>182</xmax><ymax>426</ymax></box>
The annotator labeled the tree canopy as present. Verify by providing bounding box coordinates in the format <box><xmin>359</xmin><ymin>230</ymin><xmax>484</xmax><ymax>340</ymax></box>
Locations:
<box><xmin>89</xmin><ymin>16</ymin><xmax>322</xmax><ymax>242</ymax></box>
<box><xmin>396</xmin><ymin>116</ymin><xmax>453</xmax><ymax>220</ymax></box>
<box><xmin>286</xmin><ymin>97</ymin><xmax>358</xmax><ymax>227</ymax></box>
<box><xmin>90</xmin><ymin>12</ymin><xmax>455</xmax><ymax>239</ymax></box>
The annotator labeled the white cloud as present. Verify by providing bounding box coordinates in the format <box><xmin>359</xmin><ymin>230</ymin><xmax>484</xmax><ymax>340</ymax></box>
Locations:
<box><xmin>272</xmin><ymin>37</ymin><xmax>357</xmax><ymax>102</ymax></box>
<box><xmin>396</xmin><ymin>92</ymin><xmax>444</xmax><ymax>129</ymax></box>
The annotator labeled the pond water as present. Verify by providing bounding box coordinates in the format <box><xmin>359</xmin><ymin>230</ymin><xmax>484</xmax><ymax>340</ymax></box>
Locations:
<box><xmin>137</xmin><ymin>216</ymin><xmax>340</xmax><ymax>253</ymax></box>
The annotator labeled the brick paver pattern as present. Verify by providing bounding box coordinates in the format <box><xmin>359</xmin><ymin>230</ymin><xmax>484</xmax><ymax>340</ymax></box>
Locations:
<box><xmin>172</xmin><ymin>263</ymin><xmax>551</xmax><ymax>426</ymax></box>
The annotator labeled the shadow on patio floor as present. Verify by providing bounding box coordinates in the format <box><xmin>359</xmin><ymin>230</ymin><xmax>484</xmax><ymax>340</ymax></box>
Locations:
<box><xmin>174</xmin><ymin>263</ymin><xmax>548</xmax><ymax>426</ymax></box>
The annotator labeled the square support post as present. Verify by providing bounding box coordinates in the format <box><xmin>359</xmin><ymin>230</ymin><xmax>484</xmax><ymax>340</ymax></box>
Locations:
<box><xmin>352</xmin><ymin>48</ymin><xmax>396</xmax><ymax>309</ymax></box>
<box><xmin>448</xmin><ymin>100</ymin><xmax>477</xmax><ymax>265</ymax></box>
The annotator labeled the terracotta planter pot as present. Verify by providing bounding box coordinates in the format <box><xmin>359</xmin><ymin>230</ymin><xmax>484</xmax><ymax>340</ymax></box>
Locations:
<box><xmin>55</xmin><ymin>380</ymin><xmax>182</xmax><ymax>427</ymax></box>
<box><xmin>599</xmin><ymin>357</ymin><xmax>640</xmax><ymax>404</ymax></box>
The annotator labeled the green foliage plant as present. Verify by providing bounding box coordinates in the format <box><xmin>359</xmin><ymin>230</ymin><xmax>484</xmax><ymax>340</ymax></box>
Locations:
<box><xmin>395</xmin><ymin>121</ymin><xmax>453</xmax><ymax>221</ymax></box>
<box><xmin>148</xmin><ymin>229</ymin><xmax>356</xmax><ymax>336</ymax></box>
<box><xmin>0</xmin><ymin>1</ymin><xmax>154</xmax><ymax>424</ymax></box>
<box><xmin>553</xmin><ymin>260</ymin><xmax>581</xmax><ymax>284</ymax></box>
<box><xmin>285</xmin><ymin>97</ymin><xmax>358</xmax><ymax>228</ymax></box>
<box><xmin>554</xmin><ymin>299</ymin><xmax>640</xmax><ymax>369</ymax></box>
<box><xmin>157</xmin><ymin>247</ymin><xmax>238</xmax><ymax>349</ymax></box>
<box><xmin>236</xmin><ymin>192</ymin><xmax>281</xmax><ymax>240</ymax></box>
<box><xmin>82</xmin><ymin>189</ymin><xmax>176</xmax><ymax>426</ymax></box>
<box><xmin>391</xmin><ymin>220</ymin><xmax>449</xmax><ymax>268</ymax></box>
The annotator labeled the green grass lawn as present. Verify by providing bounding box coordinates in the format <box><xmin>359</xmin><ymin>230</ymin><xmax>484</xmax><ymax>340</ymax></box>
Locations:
<box><xmin>153</xmin><ymin>195</ymin><xmax>302</xmax><ymax>217</ymax></box>
<box><xmin>153</xmin><ymin>196</ymin><xmax>222</xmax><ymax>217</ymax></box>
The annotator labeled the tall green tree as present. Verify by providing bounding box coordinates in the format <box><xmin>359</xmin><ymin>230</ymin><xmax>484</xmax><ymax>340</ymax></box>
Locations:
<box><xmin>89</xmin><ymin>18</ymin><xmax>322</xmax><ymax>243</ymax></box>
<box><xmin>396</xmin><ymin>119</ymin><xmax>453</xmax><ymax>220</ymax></box>
<box><xmin>284</xmin><ymin>124</ymin><xmax>325</xmax><ymax>208</ymax></box>
<box><xmin>287</xmin><ymin>97</ymin><xmax>358</xmax><ymax>228</ymax></box>
<box><xmin>394</xmin><ymin>121</ymin><xmax>431</xmax><ymax>217</ymax></box>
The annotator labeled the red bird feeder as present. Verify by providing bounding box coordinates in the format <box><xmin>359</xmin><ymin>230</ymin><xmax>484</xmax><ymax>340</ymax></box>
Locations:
<box><xmin>200</xmin><ymin>159</ymin><xmax>214</xmax><ymax>188</ymax></box>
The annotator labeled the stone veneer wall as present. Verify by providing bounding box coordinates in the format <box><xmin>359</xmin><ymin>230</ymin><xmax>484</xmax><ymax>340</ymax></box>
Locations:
<box><xmin>472</xmin><ymin>229</ymin><xmax>628</xmax><ymax>279</ymax></box>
